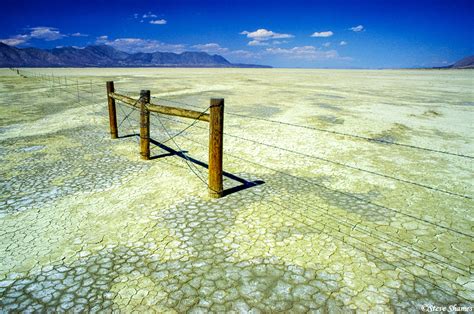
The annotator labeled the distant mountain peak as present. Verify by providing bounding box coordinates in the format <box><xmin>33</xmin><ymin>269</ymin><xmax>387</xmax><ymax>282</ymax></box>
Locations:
<box><xmin>451</xmin><ymin>55</ymin><xmax>474</xmax><ymax>69</ymax></box>
<box><xmin>0</xmin><ymin>43</ymin><xmax>271</xmax><ymax>68</ymax></box>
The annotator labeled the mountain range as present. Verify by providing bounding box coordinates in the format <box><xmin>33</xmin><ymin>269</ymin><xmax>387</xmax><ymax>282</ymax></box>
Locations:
<box><xmin>0</xmin><ymin>43</ymin><xmax>271</xmax><ymax>68</ymax></box>
<box><xmin>430</xmin><ymin>55</ymin><xmax>474</xmax><ymax>69</ymax></box>
<box><xmin>449</xmin><ymin>55</ymin><xmax>474</xmax><ymax>69</ymax></box>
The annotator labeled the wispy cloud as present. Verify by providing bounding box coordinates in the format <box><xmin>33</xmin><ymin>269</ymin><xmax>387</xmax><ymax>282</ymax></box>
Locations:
<box><xmin>192</xmin><ymin>43</ymin><xmax>229</xmax><ymax>54</ymax></box>
<box><xmin>248</xmin><ymin>40</ymin><xmax>268</xmax><ymax>46</ymax></box>
<box><xmin>322</xmin><ymin>42</ymin><xmax>331</xmax><ymax>47</ymax></box>
<box><xmin>0</xmin><ymin>35</ymin><xmax>29</xmax><ymax>46</ymax></box>
<box><xmin>226</xmin><ymin>49</ymin><xmax>261</xmax><ymax>59</ymax></box>
<box><xmin>150</xmin><ymin>19</ymin><xmax>167</xmax><ymax>25</ymax></box>
<box><xmin>191</xmin><ymin>43</ymin><xmax>263</xmax><ymax>62</ymax></box>
<box><xmin>29</xmin><ymin>27</ymin><xmax>65</xmax><ymax>41</ymax></box>
<box><xmin>339</xmin><ymin>41</ymin><xmax>347</xmax><ymax>46</ymax></box>
<box><xmin>96</xmin><ymin>36</ymin><xmax>185</xmax><ymax>53</ymax></box>
<box><xmin>350</xmin><ymin>25</ymin><xmax>364</xmax><ymax>32</ymax></box>
<box><xmin>97</xmin><ymin>35</ymin><xmax>108</xmax><ymax>41</ymax></box>
<box><xmin>143</xmin><ymin>12</ymin><xmax>157</xmax><ymax>18</ymax></box>
<box><xmin>71</xmin><ymin>32</ymin><xmax>88</xmax><ymax>37</ymax></box>
<box><xmin>311</xmin><ymin>31</ymin><xmax>333</xmax><ymax>38</ymax></box>
<box><xmin>240</xmin><ymin>28</ymin><xmax>294</xmax><ymax>46</ymax></box>
<box><xmin>265</xmin><ymin>45</ymin><xmax>349</xmax><ymax>61</ymax></box>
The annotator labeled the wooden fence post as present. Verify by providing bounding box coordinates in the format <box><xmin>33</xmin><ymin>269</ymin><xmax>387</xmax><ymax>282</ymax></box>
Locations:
<box><xmin>208</xmin><ymin>98</ymin><xmax>224</xmax><ymax>198</ymax></box>
<box><xmin>106</xmin><ymin>81</ymin><xmax>118</xmax><ymax>139</ymax></box>
<box><xmin>139</xmin><ymin>90</ymin><xmax>151</xmax><ymax>160</ymax></box>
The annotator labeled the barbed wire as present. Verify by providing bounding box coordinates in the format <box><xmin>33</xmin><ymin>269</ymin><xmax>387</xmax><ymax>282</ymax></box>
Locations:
<box><xmin>151</xmin><ymin>111</ymin><xmax>219</xmax><ymax>193</ymax></box>
<box><xmin>153</xmin><ymin>106</ymin><xmax>210</xmax><ymax>145</ymax></box>
<box><xmin>152</xmin><ymin>95</ymin><xmax>474</xmax><ymax>159</ymax></box>
<box><xmin>224</xmin><ymin>132</ymin><xmax>472</xmax><ymax>199</ymax></box>
<box><xmin>116</xmin><ymin>103</ymin><xmax>140</xmax><ymax>144</ymax></box>
<box><xmin>151</xmin><ymin>112</ymin><xmax>472</xmax><ymax>200</ymax></box>
<box><xmin>224</xmin><ymin>113</ymin><xmax>474</xmax><ymax>159</ymax></box>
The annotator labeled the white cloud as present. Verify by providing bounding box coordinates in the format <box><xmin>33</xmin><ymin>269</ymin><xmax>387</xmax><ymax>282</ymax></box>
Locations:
<box><xmin>339</xmin><ymin>41</ymin><xmax>347</xmax><ymax>46</ymax></box>
<box><xmin>1</xmin><ymin>26</ymin><xmax>66</xmax><ymax>46</ymax></box>
<box><xmin>311</xmin><ymin>31</ymin><xmax>333</xmax><ymax>38</ymax></box>
<box><xmin>248</xmin><ymin>40</ymin><xmax>268</xmax><ymax>46</ymax></box>
<box><xmin>240</xmin><ymin>28</ymin><xmax>293</xmax><ymax>46</ymax></box>
<box><xmin>150</xmin><ymin>19</ymin><xmax>167</xmax><ymax>25</ymax></box>
<box><xmin>265</xmin><ymin>45</ymin><xmax>341</xmax><ymax>60</ymax></box>
<box><xmin>96</xmin><ymin>37</ymin><xmax>185</xmax><ymax>53</ymax></box>
<box><xmin>241</xmin><ymin>29</ymin><xmax>294</xmax><ymax>40</ymax></box>
<box><xmin>0</xmin><ymin>35</ymin><xmax>29</xmax><ymax>46</ymax></box>
<box><xmin>350</xmin><ymin>25</ymin><xmax>364</xmax><ymax>32</ymax></box>
<box><xmin>143</xmin><ymin>12</ymin><xmax>157</xmax><ymax>18</ymax></box>
<box><xmin>227</xmin><ymin>49</ymin><xmax>261</xmax><ymax>59</ymax></box>
<box><xmin>133</xmin><ymin>13</ymin><xmax>139</xmax><ymax>19</ymax></box>
<box><xmin>322</xmin><ymin>42</ymin><xmax>331</xmax><ymax>48</ymax></box>
<box><xmin>192</xmin><ymin>43</ymin><xmax>229</xmax><ymax>53</ymax></box>
<box><xmin>96</xmin><ymin>35</ymin><xmax>108</xmax><ymax>42</ymax></box>
<box><xmin>191</xmin><ymin>43</ymin><xmax>262</xmax><ymax>62</ymax></box>
<box><xmin>29</xmin><ymin>27</ymin><xmax>65</xmax><ymax>41</ymax></box>
<box><xmin>71</xmin><ymin>32</ymin><xmax>88</xmax><ymax>37</ymax></box>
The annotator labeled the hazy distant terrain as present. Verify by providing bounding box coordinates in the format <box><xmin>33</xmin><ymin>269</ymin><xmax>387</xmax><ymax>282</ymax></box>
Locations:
<box><xmin>0</xmin><ymin>43</ymin><xmax>271</xmax><ymax>68</ymax></box>
<box><xmin>0</xmin><ymin>68</ymin><xmax>472</xmax><ymax>312</ymax></box>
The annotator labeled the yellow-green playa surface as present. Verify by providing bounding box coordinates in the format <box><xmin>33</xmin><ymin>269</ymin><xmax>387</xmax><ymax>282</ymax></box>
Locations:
<box><xmin>0</xmin><ymin>68</ymin><xmax>473</xmax><ymax>312</ymax></box>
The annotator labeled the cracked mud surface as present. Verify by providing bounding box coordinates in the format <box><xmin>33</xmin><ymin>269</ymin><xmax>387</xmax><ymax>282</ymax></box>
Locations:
<box><xmin>1</xmin><ymin>68</ymin><xmax>473</xmax><ymax>312</ymax></box>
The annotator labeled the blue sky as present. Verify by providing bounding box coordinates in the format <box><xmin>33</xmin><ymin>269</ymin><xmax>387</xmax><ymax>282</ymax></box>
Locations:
<box><xmin>1</xmin><ymin>0</ymin><xmax>473</xmax><ymax>68</ymax></box>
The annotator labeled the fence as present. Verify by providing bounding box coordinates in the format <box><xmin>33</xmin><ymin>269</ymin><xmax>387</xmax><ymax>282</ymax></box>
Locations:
<box><xmin>106</xmin><ymin>81</ymin><xmax>225</xmax><ymax>198</ymax></box>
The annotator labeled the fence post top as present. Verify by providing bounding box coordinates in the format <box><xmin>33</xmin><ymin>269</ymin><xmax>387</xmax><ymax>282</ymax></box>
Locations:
<box><xmin>140</xmin><ymin>90</ymin><xmax>151</xmax><ymax>102</ymax></box>
<box><xmin>210</xmin><ymin>98</ymin><xmax>224</xmax><ymax>107</ymax></box>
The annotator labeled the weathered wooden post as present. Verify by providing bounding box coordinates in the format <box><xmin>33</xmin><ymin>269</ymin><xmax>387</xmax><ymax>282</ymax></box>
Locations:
<box><xmin>139</xmin><ymin>90</ymin><xmax>151</xmax><ymax>160</ymax></box>
<box><xmin>106</xmin><ymin>81</ymin><xmax>118</xmax><ymax>139</ymax></box>
<box><xmin>208</xmin><ymin>98</ymin><xmax>224</xmax><ymax>198</ymax></box>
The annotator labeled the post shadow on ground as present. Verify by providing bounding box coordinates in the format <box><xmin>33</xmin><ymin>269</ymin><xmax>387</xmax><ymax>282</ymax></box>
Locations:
<box><xmin>118</xmin><ymin>134</ymin><xmax>264</xmax><ymax>196</ymax></box>
<box><xmin>118</xmin><ymin>134</ymin><xmax>139</xmax><ymax>139</ymax></box>
<box><xmin>148</xmin><ymin>138</ymin><xmax>264</xmax><ymax>197</ymax></box>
